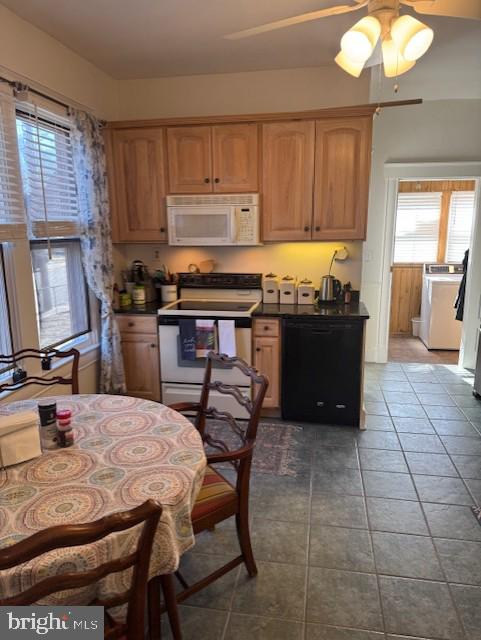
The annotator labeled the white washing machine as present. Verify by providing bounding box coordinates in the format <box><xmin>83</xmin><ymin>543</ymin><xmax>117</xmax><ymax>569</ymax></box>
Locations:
<box><xmin>420</xmin><ymin>264</ymin><xmax>463</xmax><ymax>350</ymax></box>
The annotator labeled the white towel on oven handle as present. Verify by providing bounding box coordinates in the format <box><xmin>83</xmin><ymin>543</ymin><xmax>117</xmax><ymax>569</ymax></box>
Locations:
<box><xmin>218</xmin><ymin>319</ymin><xmax>237</xmax><ymax>358</ymax></box>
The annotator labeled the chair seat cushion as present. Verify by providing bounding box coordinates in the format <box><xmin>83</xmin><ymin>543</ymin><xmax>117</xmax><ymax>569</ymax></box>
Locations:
<box><xmin>192</xmin><ymin>466</ymin><xmax>237</xmax><ymax>521</ymax></box>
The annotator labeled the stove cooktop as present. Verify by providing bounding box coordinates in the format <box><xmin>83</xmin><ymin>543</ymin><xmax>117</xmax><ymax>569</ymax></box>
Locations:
<box><xmin>158</xmin><ymin>298</ymin><xmax>259</xmax><ymax>317</ymax></box>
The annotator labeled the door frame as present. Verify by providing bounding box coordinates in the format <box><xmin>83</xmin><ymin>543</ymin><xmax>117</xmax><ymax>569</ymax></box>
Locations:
<box><xmin>379</xmin><ymin>161</ymin><xmax>481</xmax><ymax>368</ymax></box>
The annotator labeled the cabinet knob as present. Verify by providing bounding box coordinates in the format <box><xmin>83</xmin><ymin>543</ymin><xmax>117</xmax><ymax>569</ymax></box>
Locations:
<box><xmin>160</xmin><ymin>227</ymin><xmax>165</xmax><ymax>233</ymax></box>
<box><xmin>214</xmin><ymin>178</ymin><xmax>220</xmax><ymax>183</ymax></box>
<box><xmin>315</xmin><ymin>226</ymin><xmax>320</xmax><ymax>232</ymax></box>
<box><xmin>256</xmin><ymin>347</ymin><xmax>261</xmax><ymax>352</ymax></box>
<box><xmin>263</xmin><ymin>326</ymin><xmax>269</xmax><ymax>331</ymax></box>
<box><xmin>204</xmin><ymin>178</ymin><xmax>210</xmax><ymax>184</ymax></box>
<box><xmin>128</xmin><ymin>322</ymin><xmax>135</xmax><ymax>327</ymax></box>
<box><xmin>304</xmin><ymin>225</ymin><xmax>310</xmax><ymax>232</ymax></box>
<box><xmin>150</xmin><ymin>343</ymin><xmax>156</xmax><ymax>348</ymax></box>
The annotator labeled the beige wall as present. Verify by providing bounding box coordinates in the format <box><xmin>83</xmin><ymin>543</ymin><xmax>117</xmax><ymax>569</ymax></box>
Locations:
<box><xmin>0</xmin><ymin>5</ymin><xmax>119</xmax><ymax>118</ymax></box>
<box><xmin>114</xmin><ymin>241</ymin><xmax>363</xmax><ymax>292</ymax></box>
<box><xmin>114</xmin><ymin>65</ymin><xmax>370</xmax><ymax>120</ymax></box>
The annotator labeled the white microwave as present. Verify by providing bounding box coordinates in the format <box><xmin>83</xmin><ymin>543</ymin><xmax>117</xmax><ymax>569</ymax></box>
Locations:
<box><xmin>166</xmin><ymin>194</ymin><xmax>260</xmax><ymax>246</ymax></box>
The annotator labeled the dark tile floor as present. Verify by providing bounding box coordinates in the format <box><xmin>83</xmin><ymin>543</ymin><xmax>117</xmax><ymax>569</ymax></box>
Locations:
<box><xmin>166</xmin><ymin>362</ymin><xmax>481</xmax><ymax>640</ymax></box>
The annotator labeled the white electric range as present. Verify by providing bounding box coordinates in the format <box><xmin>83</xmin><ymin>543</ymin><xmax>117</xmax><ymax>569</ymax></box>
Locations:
<box><xmin>157</xmin><ymin>273</ymin><xmax>262</xmax><ymax>417</ymax></box>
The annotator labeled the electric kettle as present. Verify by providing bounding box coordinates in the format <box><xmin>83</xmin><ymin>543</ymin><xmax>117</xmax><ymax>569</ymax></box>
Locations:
<box><xmin>319</xmin><ymin>275</ymin><xmax>342</xmax><ymax>302</ymax></box>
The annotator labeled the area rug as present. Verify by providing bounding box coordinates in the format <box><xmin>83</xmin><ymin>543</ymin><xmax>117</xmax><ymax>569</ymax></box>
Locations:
<box><xmin>200</xmin><ymin>420</ymin><xmax>303</xmax><ymax>477</ymax></box>
<box><xmin>472</xmin><ymin>506</ymin><xmax>481</xmax><ymax>526</ymax></box>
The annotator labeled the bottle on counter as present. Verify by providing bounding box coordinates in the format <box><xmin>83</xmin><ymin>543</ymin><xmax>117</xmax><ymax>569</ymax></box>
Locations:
<box><xmin>132</xmin><ymin>284</ymin><xmax>146</xmax><ymax>305</ymax></box>
<box><xmin>343</xmin><ymin>281</ymin><xmax>352</xmax><ymax>304</ymax></box>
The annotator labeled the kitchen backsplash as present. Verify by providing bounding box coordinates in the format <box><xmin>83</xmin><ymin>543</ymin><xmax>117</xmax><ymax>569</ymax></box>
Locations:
<box><xmin>113</xmin><ymin>241</ymin><xmax>363</xmax><ymax>290</ymax></box>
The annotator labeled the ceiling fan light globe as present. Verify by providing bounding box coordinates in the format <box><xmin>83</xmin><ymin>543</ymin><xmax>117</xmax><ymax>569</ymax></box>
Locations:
<box><xmin>341</xmin><ymin>31</ymin><xmax>372</xmax><ymax>62</ymax></box>
<box><xmin>391</xmin><ymin>15</ymin><xmax>434</xmax><ymax>61</ymax></box>
<box><xmin>340</xmin><ymin>16</ymin><xmax>381</xmax><ymax>63</ymax></box>
<box><xmin>334</xmin><ymin>50</ymin><xmax>365</xmax><ymax>77</ymax></box>
<box><xmin>382</xmin><ymin>37</ymin><xmax>416</xmax><ymax>77</ymax></box>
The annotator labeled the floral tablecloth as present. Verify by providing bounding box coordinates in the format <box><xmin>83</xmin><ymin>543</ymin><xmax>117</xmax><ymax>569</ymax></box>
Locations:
<box><xmin>0</xmin><ymin>394</ymin><xmax>206</xmax><ymax>604</ymax></box>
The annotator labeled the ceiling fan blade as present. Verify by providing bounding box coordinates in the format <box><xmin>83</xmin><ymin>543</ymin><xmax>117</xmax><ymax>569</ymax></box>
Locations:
<box><xmin>224</xmin><ymin>1</ymin><xmax>368</xmax><ymax>40</ymax></box>
<box><xmin>401</xmin><ymin>0</ymin><xmax>481</xmax><ymax>20</ymax></box>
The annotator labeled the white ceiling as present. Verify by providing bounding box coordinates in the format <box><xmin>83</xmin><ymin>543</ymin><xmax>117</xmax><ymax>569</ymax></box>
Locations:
<box><xmin>1</xmin><ymin>0</ymin><xmax>480</xmax><ymax>79</ymax></box>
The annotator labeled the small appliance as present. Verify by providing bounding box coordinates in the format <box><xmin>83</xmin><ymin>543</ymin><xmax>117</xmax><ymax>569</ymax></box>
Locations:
<box><xmin>279</xmin><ymin>276</ymin><xmax>297</xmax><ymax>304</ymax></box>
<box><xmin>167</xmin><ymin>194</ymin><xmax>260</xmax><ymax>246</ymax></box>
<box><xmin>319</xmin><ymin>275</ymin><xmax>342</xmax><ymax>302</ymax></box>
<box><xmin>262</xmin><ymin>273</ymin><xmax>279</xmax><ymax>303</ymax></box>
<box><xmin>297</xmin><ymin>279</ymin><xmax>315</xmax><ymax>305</ymax></box>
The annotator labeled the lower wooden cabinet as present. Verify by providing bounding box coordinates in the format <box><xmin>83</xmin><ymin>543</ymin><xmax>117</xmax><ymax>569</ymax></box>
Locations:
<box><xmin>253</xmin><ymin>319</ymin><xmax>280</xmax><ymax>409</ymax></box>
<box><xmin>118</xmin><ymin>315</ymin><xmax>161</xmax><ymax>401</ymax></box>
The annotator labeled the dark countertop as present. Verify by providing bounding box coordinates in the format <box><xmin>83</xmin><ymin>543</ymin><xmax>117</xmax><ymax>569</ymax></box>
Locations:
<box><xmin>252</xmin><ymin>301</ymin><xmax>369</xmax><ymax>320</ymax></box>
<box><xmin>114</xmin><ymin>301</ymin><xmax>160</xmax><ymax>315</ymax></box>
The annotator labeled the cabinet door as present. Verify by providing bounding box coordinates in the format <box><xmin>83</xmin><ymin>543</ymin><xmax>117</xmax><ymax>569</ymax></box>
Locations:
<box><xmin>121</xmin><ymin>333</ymin><xmax>160</xmax><ymax>401</ymax></box>
<box><xmin>313</xmin><ymin>116</ymin><xmax>372</xmax><ymax>240</ymax></box>
<box><xmin>262</xmin><ymin>121</ymin><xmax>315</xmax><ymax>241</ymax></box>
<box><xmin>253</xmin><ymin>336</ymin><xmax>280</xmax><ymax>408</ymax></box>
<box><xmin>166</xmin><ymin>126</ymin><xmax>212</xmax><ymax>193</ymax></box>
<box><xmin>107</xmin><ymin>129</ymin><xmax>167</xmax><ymax>243</ymax></box>
<box><xmin>212</xmin><ymin>124</ymin><xmax>258</xmax><ymax>193</ymax></box>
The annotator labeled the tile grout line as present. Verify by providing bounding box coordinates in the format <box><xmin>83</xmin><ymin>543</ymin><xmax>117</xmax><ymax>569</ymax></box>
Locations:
<box><xmin>301</xmin><ymin>432</ymin><xmax>316</xmax><ymax>639</ymax></box>
<box><xmin>356</xmin><ymin>435</ymin><xmax>389</xmax><ymax>637</ymax></box>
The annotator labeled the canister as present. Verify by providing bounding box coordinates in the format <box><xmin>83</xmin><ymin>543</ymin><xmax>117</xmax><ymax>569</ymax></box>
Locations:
<box><xmin>262</xmin><ymin>273</ymin><xmax>279</xmax><ymax>303</ymax></box>
<box><xmin>279</xmin><ymin>275</ymin><xmax>297</xmax><ymax>304</ymax></box>
<box><xmin>297</xmin><ymin>279</ymin><xmax>316</xmax><ymax>305</ymax></box>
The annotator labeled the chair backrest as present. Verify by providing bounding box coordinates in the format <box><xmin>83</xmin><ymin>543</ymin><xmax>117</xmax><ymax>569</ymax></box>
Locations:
<box><xmin>0</xmin><ymin>348</ymin><xmax>80</xmax><ymax>394</ymax></box>
<box><xmin>196</xmin><ymin>351</ymin><xmax>269</xmax><ymax>458</ymax></box>
<box><xmin>0</xmin><ymin>499</ymin><xmax>162</xmax><ymax>640</ymax></box>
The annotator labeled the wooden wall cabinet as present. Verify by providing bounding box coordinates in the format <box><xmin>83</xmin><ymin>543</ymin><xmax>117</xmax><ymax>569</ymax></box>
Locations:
<box><xmin>166</xmin><ymin>123</ymin><xmax>258</xmax><ymax>194</ymax></box>
<box><xmin>166</xmin><ymin>126</ymin><xmax>212</xmax><ymax>193</ymax></box>
<box><xmin>253</xmin><ymin>319</ymin><xmax>280</xmax><ymax>409</ymax></box>
<box><xmin>117</xmin><ymin>316</ymin><xmax>161</xmax><ymax>401</ymax></box>
<box><xmin>313</xmin><ymin>116</ymin><xmax>371</xmax><ymax>240</ymax></box>
<box><xmin>106</xmin><ymin>128</ymin><xmax>167</xmax><ymax>243</ymax></box>
<box><xmin>262</xmin><ymin>116</ymin><xmax>371</xmax><ymax>242</ymax></box>
<box><xmin>262</xmin><ymin>121</ymin><xmax>315</xmax><ymax>242</ymax></box>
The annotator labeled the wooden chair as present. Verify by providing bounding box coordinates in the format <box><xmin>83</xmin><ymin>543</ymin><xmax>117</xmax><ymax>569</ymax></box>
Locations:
<box><xmin>0</xmin><ymin>347</ymin><xmax>80</xmax><ymax>394</ymax></box>
<box><xmin>148</xmin><ymin>352</ymin><xmax>269</xmax><ymax>640</ymax></box>
<box><xmin>0</xmin><ymin>499</ymin><xmax>162</xmax><ymax>640</ymax></box>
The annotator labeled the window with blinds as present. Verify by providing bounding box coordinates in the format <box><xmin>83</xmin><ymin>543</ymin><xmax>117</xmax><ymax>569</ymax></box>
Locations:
<box><xmin>393</xmin><ymin>192</ymin><xmax>442</xmax><ymax>263</ymax></box>
<box><xmin>0</xmin><ymin>88</ymin><xmax>26</xmax><ymax>241</ymax></box>
<box><xmin>446</xmin><ymin>191</ymin><xmax>476</xmax><ymax>263</ymax></box>
<box><xmin>15</xmin><ymin>110</ymin><xmax>80</xmax><ymax>239</ymax></box>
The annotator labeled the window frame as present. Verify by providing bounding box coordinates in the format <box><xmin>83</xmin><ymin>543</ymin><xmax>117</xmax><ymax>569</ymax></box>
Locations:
<box><xmin>0</xmin><ymin>245</ymin><xmax>14</xmax><ymax>366</ymax></box>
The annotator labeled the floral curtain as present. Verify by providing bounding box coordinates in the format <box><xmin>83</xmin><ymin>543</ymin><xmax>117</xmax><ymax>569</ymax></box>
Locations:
<box><xmin>70</xmin><ymin>109</ymin><xmax>126</xmax><ymax>394</ymax></box>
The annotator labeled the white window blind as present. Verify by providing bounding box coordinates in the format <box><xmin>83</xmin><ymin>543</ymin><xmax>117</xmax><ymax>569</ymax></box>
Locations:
<box><xmin>393</xmin><ymin>192</ymin><xmax>442</xmax><ymax>263</ymax></box>
<box><xmin>0</xmin><ymin>86</ymin><xmax>27</xmax><ymax>241</ymax></box>
<box><xmin>446</xmin><ymin>191</ymin><xmax>475</xmax><ymax>263</ymax></box>
<box><xmin>16</xmin><ymin>108</ymin><xmax>80</xmax><ymax>239</ymax></box>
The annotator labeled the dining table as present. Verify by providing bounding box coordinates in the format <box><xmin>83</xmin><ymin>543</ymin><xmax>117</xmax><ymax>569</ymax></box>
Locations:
<box><xmin>0</xmin><ymin>393</ymin><xmax>207</xmax><ymax>605</ymax></box>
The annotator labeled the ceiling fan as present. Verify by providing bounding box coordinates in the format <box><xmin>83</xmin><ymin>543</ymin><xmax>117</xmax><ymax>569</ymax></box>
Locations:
<box><xmin>225</xmin><ymin>0</ymin><xmax>481</xmax><ymax>78</ymax></box>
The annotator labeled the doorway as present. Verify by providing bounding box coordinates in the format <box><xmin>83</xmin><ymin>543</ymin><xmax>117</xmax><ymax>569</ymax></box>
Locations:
<box><xmin>388</xmin><ymin>179</ymin><xmax>476</xmax><ymax>364</ymax></box>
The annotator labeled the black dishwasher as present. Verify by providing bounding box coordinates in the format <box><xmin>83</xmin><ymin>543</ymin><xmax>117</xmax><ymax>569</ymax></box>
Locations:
<box><xmin>281</xmin><ymin>318</ymin><xmax>364</xmax><ymax>426</ymax></box>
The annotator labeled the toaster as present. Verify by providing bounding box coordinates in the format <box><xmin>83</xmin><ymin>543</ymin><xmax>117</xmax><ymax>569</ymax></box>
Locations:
<box><xmin>297</xmin><ymin>279</ymin><xmax>315</xmax><ymax>305</ymax></box>
<box><xmin>262</xmin><ymin>273</ymin><xmax>279</xmax><ymax>304</ymax></box>
<box><xmin>280</xmin><ymin>276</ymin><xmax>297</xmax><ymax>304</ymax></box>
